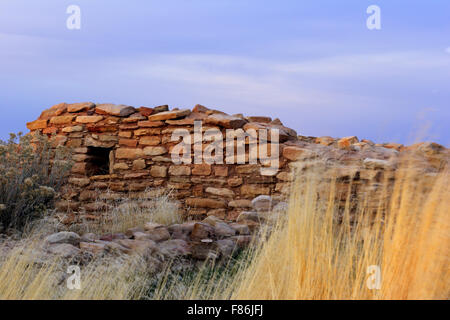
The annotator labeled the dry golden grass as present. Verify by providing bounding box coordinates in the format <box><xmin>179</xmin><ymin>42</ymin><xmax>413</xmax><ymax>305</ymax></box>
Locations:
<box><xmin>0</xmin><ymin>238</ymin><xmax>151</xmax><ymax>300</ymax></box>
<box><xmin>193</xmin><ymin>162</ymin><xmax>449</xmax><ymax>300</ymax></box>
<box><xmin>0</xmin><ymin>160</ymin><xmax>448</xmax><ymax>300</ymax></box>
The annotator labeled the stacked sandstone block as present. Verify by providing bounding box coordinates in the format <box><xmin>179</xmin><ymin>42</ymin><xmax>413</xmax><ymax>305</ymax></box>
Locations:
<box><xmin>27</xmin><ymin>102</ymin><xmax>302</xmax><ymax>220</ymax></box>
<box><xmin>27</xmin><ymin>102</ymin><xmax>448</xmax><ymax>222</ymax></box>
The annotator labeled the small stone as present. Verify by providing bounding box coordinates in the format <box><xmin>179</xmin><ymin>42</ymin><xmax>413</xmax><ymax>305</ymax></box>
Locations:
<box><xmin>186</xmin><ymin>198</ymin><xmax>227</xmax><ymax>209</ymax></box>
<box><xmin>150</xmin><ymin>165</ymin><xmax>167</xmax><ymax>178</ymax></box>
<box><xmin>80</xmin><ymin>242</ymin><xmax>107</xmax><ymax>255</ymax></box>
<box><xmin>216</xmin><ymin>239</ymin><xmax>236</xmax><ymax>257</ymax></box>
<box><xmin>169</xmin><ymin>165</ymin><xmax>191</xmax><ymax>176</ymax></box>
<box><xmin>115</xmin><ymin>148</ymin><xmax>144</xmax><ymax>159</ymax></box>
<box><xmin>50</xmin><ymin>115</ymin><xmax>75</xmax><ymax>125</ymax></box>
<box><xmin>228</xmin><ymin>177</ymin><xmax>243</xmax><ymax>187</ymax></box>
<box><xmin>282</xmin><ymin>146</ymin><xmax>316</xmax><ymax>161</ymax></box>
<box><xmin>139</xmin><ymin>136</ymin><xmax>161</xmax><ymax>146</ymax></box>
<box><xmin>143</xmin><ymin>146</ymin><xmax>167</xmax><ymax>156</ymax></box>
<box><xmin>67</xmin><ymin>102</ymin><xmax>95</xmax><ymax>113</ymax></box>
<box><xmin>138</xmin><ymin>106</ymin><xmax>154</xmax><ymax>117</ymax></box>
<box><xmin>252</xmin><ymin>195</ymin><xmax>272</xmax><ymax>212</ymax></box>
<box><xmin>229</xmin><ymin>223</ymin><xmax>250</xmax><ymax>235</ymax></box>
<box><xmin>240</xmin><ymin>185</ymin><xmax>270</xmax><ymax>197</ymax></box>
<box><xmin>75</xmin><ymin>116</ymin><xmax>104</xmax><ymax>123</ymax></box>
<box><xmin>27</xmin><ymin>119</ymin><xmax>48</xmax><ymax>130</ymax></box>
<box><xmin>45</xmin><ymin>232</ymin><xmax>81</xmax><ymax>246</ymax></box>
<box><xmin>205</xmin><ymin>187</ymin><xmax>235</xmax><ymax>198</ymax></box>
<box><xmin>236</xmin><ymin>211</ymin><xmax>262</xmax><ymax>223</ymax></box>
<box><xmin>205</xmin><ymin>114</ymin><xmax>247</xmax><ymax>129</ymax></box>
<box><xmin>148</xmin><ymin>109</ymin><xmax>191</xmax><ymax>121</ymax></box>
<box><xmin>96</xmin><ymin>104</ymin><xmax>136</xmax><ymax>117</ymax></box>
<box><xmin>153</xmin><ymin>105</ymin><xmax>169</xmax><ymax>113</ymax></box>
<box><xmin>132</xmin><ymin>159</ymin><xmax>146</xmax><ymax>170</ymax></box>
<box><xmin>62</xmin><ymin>125</ymin><xmax>84</xmax><ymax>133</ymax></box>
<box><xmin>190</xmin><ymin>223</ymin><xmax>216</xmax><ymax>240</ymax></box>
<box><xmin>228</xmin><ymin>199</ymin><xmax>252</xmax><ymax>208</ymax></box>
<box><xmin>47</xmin><ymin>243</ymin><xmax>81</xmax><ymax>258</ymax></box>
<box><xmin>337</xmin><ymin>136</ymin><xmax>359</xmax><ymax>149</ymax></box>
<box><xmin>192</xmin><ymin>164</ymin><xmax>212</xmax><ymax>176</ymax></box>
<box><xmin>158</xmin><ymin>239</ymin><xmax>191</xmax><ymax>257</ymax></box>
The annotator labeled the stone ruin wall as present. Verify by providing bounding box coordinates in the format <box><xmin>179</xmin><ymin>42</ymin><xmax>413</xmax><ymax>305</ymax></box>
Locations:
<box><xmin>27</xmin><ymin>102</ymin><xmax>304</xmax><ymax>221</ymax></box>
<box><xmin>27</xmin><ymin>102</ymin><xmax>449</xmax><ymax>223</ymax></box>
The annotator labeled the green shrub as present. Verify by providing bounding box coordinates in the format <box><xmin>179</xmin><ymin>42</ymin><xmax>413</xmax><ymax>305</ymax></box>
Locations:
<box><xmin>0</xmin><ymin>132</ymin><xmax>73</xmax><ymax>231</ymax></box>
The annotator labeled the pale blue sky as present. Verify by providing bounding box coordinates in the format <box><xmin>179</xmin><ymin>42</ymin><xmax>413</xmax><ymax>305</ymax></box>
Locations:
<box><xmin>0</xmin><ymin>0</ymin><xmax>449</xmax><ymax>145</ymax></box>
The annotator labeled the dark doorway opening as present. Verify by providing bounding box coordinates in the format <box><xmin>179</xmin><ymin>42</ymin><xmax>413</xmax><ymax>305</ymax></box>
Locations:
<box><xmin>86</xmin><ymin>147</ymin><xmax>111</xmax><ymax>176</ymax></box>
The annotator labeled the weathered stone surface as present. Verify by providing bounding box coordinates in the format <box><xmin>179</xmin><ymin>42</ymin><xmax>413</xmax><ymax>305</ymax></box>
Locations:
<box><xmin>71</xmin><ymin>163</ymin><xmax>87</xmax><ymax>174</ymax></box>
<box><xmin>45</xmin><ymin>232</ymin><xmax>81</xmax><ymax>246</ymax></box>
<box><xmin>236</xmin><ymin>211</ymin><xmax>262</xmax><ymax>223</ymax></box>
<box><xmin>47</xmin><ymin>243</ymin><xmax>81</xmax><ymax>258</ymax></box>
<box><xmin>50</xmin><ymin>115</ymin><xmax>76</xmax><ymax>125</ymax></box>
<box><xmin>113</xmin><ymin>163</ymin><xmax>129</xmax><ymax>170</ymax></box>
<box><xmin>276</xmin><ymin>171</ymin><xmax>293</xmax><ymax>181</ymax></box>
<box><xmin>148</xmin><ymin>109</ymin><xmax>191</xmax><ymax>121</ymax></box>
<box><xmin>137</xmin><ymin>120</ymin><xmax>165</xmax><ymax>128</ymax></box>
<box><xmin>246</xmin><ymin>116</ymin><xmax>272</xmax><ymax>123</ymax></box>
<box><xmin>85</xmin><ymin>136</ymin><xmax>116</xmax><ymax>148</ymax></box>
<box><xmin>169</xmin><ymin>165</ymin><xmax>191</xmax><ymax>176</ymax></box>
<box><xmin>153</xmin><ymin>105</ymin><xmax>169</xmax><ymax>113</ymax></box>
<box><xmin>205</xmin><ymin>114</ymin><xmax>247</xmax><ymax>129</ymax></box>
<box><xmin>138</xmin><ymin>106</ymin><xmax>154</xmax><ymax>117</ymax></box>
<box><xmin>241</xmin><ymin>185</ymin><xmax>270</xmax><ymax>197</ymax></box>
<box><xmin>169</xmin><ymin>223</ymin><xmax>195</xmax><ymax>241</ymax></box>
<box><xmin>214</xmin><ymin>166</ymin><xmax>228</xmax><ymax>177</ymax></box>
<box><xmin>316</xmin><ymin>136</ymin><xmax>335</xmax><ymax>146</ymax></box>
<box><xmin>69</xmin><ymin>178</ymin><xmax>90</xmax><ymax>187</ymax></box>
<box><xmin>190</xmin><ymin>223</ymin><xmax>215</xmax><ymax>240</ymax></box>
<box><xmin>132</xmin><ymin>159</ymin><xmax>146</xmax><ymax>170</ymax></box>
<box><xmin>228</xmin><ymin>177</ymin><xmax>243</xmax><ymax>187</ymax></box>
<box><xmin>27</xmin><ymin>119</ymin><xmax>48</xmax><ymax>130</ymax></box>
<box><xmin>192</xmin><ymin>104</ymin><xmax>209</xmax><ymax>113</ymax></box>
<box><xmin>144</xmin><ymin>146</ymin><xmax>167</xmax><ymax>156</ymax></box>
<box><xmin>119</xmin><ymin>139</ymin><xmax>138</xmax><ymax>148</ymax></box>
<box><xmin>229</xmin><ymin>223</ymin><xmax>250</xmax><ymax>235</ymax></box>
<box><xmin>76</xmin><ymin>116</ymin><xmax>104</xmax><ymax>124</ymax></box>
<box><xmin>67</xmin><ymin>102</ymin><xmax>95</xmax><ymax>113</ymax></box>
<box><xmin>363</xmin><ymin>158</ymin><xmax>394</xmax><ymax>169</ymax></box>
<box><xmin>115</xmin><ymin>148</ymin><xmax>144</xmax><ymax>159</ymax></box>
<box><xmin>96</xmin><ymin>104</ymin><xmax>136</xmax><ymax>117</ymax></box>
<box><xmin>338</xmin><ymin>136</ymin><xmax>359</xmax><ymax>149</ymax></box>
<box><xmin>144</xmin><ymin>227</ymin><xmax>170</xmax><ymax>242</ymax></box>
<box><xmin>205</xmin><ymin>187</ymin><xmax>235</xmax><ymax>198</ymax></box>
<box><xmin>115</xmin><ymin>239</ymin><xmax>157</xmax><ymax>255</ymax></box>
<box><xmin>228</xmin><ymin>199</ymin><xmax>252</xmax><ymax>208</ymax></box>
<box><xmin>140</xmin><ymin>136</ymin><xmax>161</xmax><ymax>146</ymax></box>
<box><xmin>62</xmin><ymin>125</ymin><xmax>83</xmax><ymax>133</ymax></box>
<box><xmin>80</xmin><ymin>242</ymin><xmax>106</xmax><ymax>255</ymax></box>
<box><xmin>122</xmin><ymin>113</ymin><xmax>146</xmax><ymax>123</ymax></box>
<box><xmin>150</xmin><ymin>165</ymin><xmax>167</xmax><ymax>178</ymax></box>
<box><xmin>282</xmin><ymin>146</ymin><xmax>316</xmax><ymax>161</ymax></box>
<box><xmin>230</xmin><ymin>235</ymin><xmax>253</xmax><ymax>249</ymax></box>
<box><xmin>215</xmin><ymin>239</ymin><xmax>235</xmax><ymax>257</ymax></box>
<box><xmin>191</xmin><ymin>241</ymin><xmax>218</xmax><ymax>260</ymax></box>
<box><xmin>39</xmin><ymin>103</ymin><xmax>67</xmax><ymax>119</ymax></box>
<box><xmin>186</xmin><ymin>198</ymin><xmax>227</xmax><ymax>209</ymax></box>
<box><xmin>252</xmin><ymin>195</ymin><xmax>272</xmax><ymax>212</ymax></box>
<box><xmin>192</xmin><ymin>164</ymin><xmax>212</xmax><ymax>176</ymax></box>
<box><xmin>118</xmin><ymin>131</ymin><xmax>133</xmax><ymax>138</ymax></box>
<box><xmin>244</xmin><ymin>122</ymin><xmax>297</xmax><ymax>142</ymax></box>
<box><xmin>158</xmin><ymin>239</ymin><xmax>191</xmax><ymax>257</ymax></box>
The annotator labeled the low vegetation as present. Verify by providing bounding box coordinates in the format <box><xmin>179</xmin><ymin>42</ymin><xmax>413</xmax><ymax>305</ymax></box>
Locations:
<box><xmin>0</xmin><ymin>154</ymin><xmax>447</xmax><ymax>300</ymax></box>
<box><xmin>0</xmin><ymin>133</ymin><xmax>72</xmax><ymax>232</ymax></box>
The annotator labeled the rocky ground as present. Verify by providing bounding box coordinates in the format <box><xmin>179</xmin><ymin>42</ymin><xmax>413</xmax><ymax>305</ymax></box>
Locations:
<box><xmin>0</xmin><ymin>195</ymin><xmax>282</xmax><ymax>281</ymax></box>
